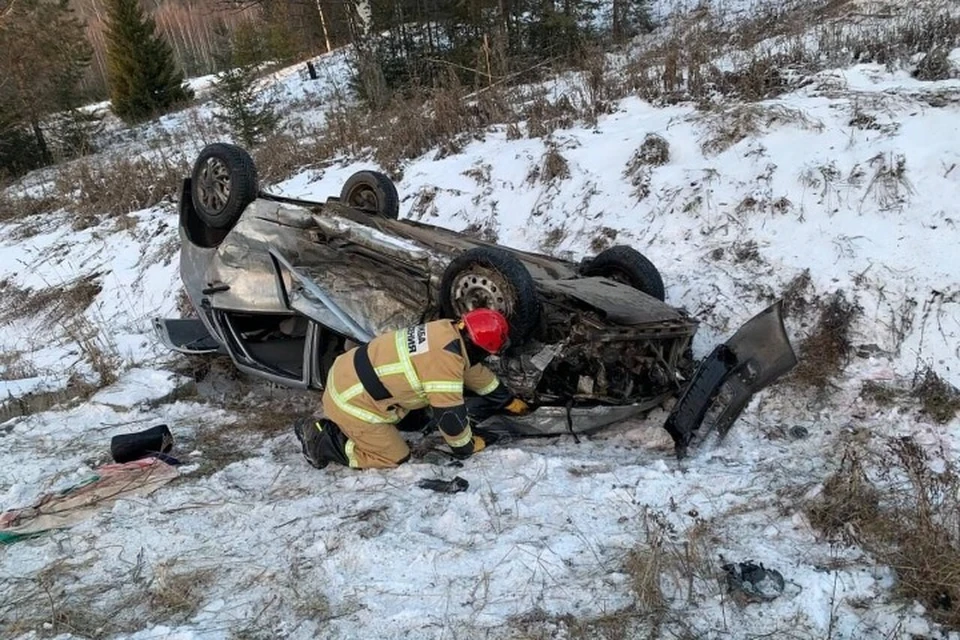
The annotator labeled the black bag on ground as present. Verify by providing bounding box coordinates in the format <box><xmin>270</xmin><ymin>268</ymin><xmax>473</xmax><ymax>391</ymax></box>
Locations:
<box><xmin>110</xmin><ymin>424</ymin><xmax>174</xmax><ymax>463</ymax></box>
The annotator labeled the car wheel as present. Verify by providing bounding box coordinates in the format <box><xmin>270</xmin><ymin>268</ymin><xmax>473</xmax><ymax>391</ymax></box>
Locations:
<box><xmin>580</xmin><ymin>245</ymin><xmax>665</xmax><ymax>301</ymax></box>
<box><xmin>340</xmin><ymin>171</ymin><xmax>399</xmax><ymax>219</ymax></box>
<box><xmin>440</xmin><ymin>247</ymin><xmax>540</xmax><ymax>342</ymax></box>
<box><xmin>190</xmin><ymin>143</ymin><xmax>259</xmax><ymax>230</ymax></box>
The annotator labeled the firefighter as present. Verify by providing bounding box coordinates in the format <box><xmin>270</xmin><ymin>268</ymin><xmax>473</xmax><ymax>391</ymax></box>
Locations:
<box><xmin>294</xmin><ymin>308</ymin><xmax>531</xmax><ymax>470</ymax></box>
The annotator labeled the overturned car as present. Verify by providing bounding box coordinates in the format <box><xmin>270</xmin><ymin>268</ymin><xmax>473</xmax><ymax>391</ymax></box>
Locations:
<box><xmin>155</xmin><ymin>143</ymin><xmax>797</xmax><ymax>456</ymax></box>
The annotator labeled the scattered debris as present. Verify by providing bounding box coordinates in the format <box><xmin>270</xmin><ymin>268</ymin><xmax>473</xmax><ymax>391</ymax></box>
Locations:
<box><xmin>722</xmin><ymin>561</ymin><xmax>785</xmax><ymax>603</ymax></box>
<box><xmin>417</xmin><ymin>476</ymin><xmax>469</xmax><ymax>494</ymax></box>
<box><xmin>111</xmin><ymin>424</ymin><xmax>175</xmax><ymax>463</ymax></box>
<box><xmin>0</xmin><ymin>457</ymin><xmax>179</xmax><ymax>544</ymax></box>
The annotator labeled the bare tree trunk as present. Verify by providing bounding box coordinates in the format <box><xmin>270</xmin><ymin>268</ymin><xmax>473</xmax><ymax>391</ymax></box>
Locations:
<box><xmin>30</xmin><ymin>118</ymin><xmax>51</xmax><ymax>165</ymax></box>
<box><xmin>612</xmin><ymin>0</ymin><xmax>622</xmax><ymax>41</ymax></box>
<box><xmin>315</xmin><ymin>0</ymin><xmax>331</xmax><ymax>52</ymax></box>
<box><xmin>354</xmin><ymin>0</ymin><xmax>371</xmax><ymax>37</ymax></box>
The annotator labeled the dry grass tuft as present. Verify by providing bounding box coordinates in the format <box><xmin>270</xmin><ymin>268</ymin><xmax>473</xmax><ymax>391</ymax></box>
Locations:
<box><xmin>806</xmin><ymin>438</ymin><xmax>960</xmax><ymax>629</ymax></box>
<box><xmin>700</xmin><ymin>104</ymin><xmax>821</xmax><ymax>155</ymax></box>
<box><xmin>805</xmin><ymin>448</ymin><xmax>881</xmax><ymax>542</ymax></box>
<box><xmin>524</xmin><ymin>95</ymin><xmax>578</xmax><ymax>139</ymax></box>
<box><xmin>310</xmin><ymin>76</ymin><xmax>517</xmax><ymax>177</ymax></box>
<box><xmin>589</xmin><ymin>227</ymin><xmax>619</xmax><ymax>253</ymax></box>
<box><xmin>0</xmin><ymin>275</ymin><xmax>121</xmax><ymax>387</ymax></box>
<box><xmin>624</xmin><ymin>133</ymin><xmax>670</xmax><ymax>201</ymax></box>
<box><xmin>913</xmin><ymin>45</ymin><xmax>954</xmax><ymax>81</ymax></box>
<box><xmin>780</xmin><ymin>269</ymin><xmax>814</xmax><ymax>318</ymax></box>
<box><xmin>912</xmin><ymin>367</ymin><xmax>960</xmax><ymax>424</ymax></box>
<box><xmin>636</xmin><ymin>133</ymin><xmax>670</xmax><ymax>167</ymax></box>
<box><xmin>859</xmin><ymin>379</ymin><xmax>903</xmax><ymax>409</ymax></box>
<box><xmin>0</xmin><ymin>274</ymin><xmax>102</xmax><ymax>326</ymax></box>
<box><xmin>252</xmin><ymin>132</ymin><xmax>317</xmax><ymax>185</ymax></box>
<box><xmin>0</xmin><ymin>189</ymin><xmax>62</xmax><ymax>223</ymax></box>
<box><xmin>2</xmin><ymin>556</ymin><xmax>219</xmax><ymax>638</ymax></box>
<box><xmin>53</xmin><ymin>151</ymin><xmax>189</xmax><ymax>227</ymax></box>
<box><xmin>62</xmin><ymin>313</ymin><xmax>122</xmax><ymax>388</ymax></box>
<box><xmin>0</xmin><ymin>349</ymin><xmax>38</xmax><ymax>381</ymax></box>
<box><xmin>861</xmin><ymin>152</ymin><xmax>914</xmax><ymax>212</ymax></box>
<box><xmin>148</xmin><ymin>561</ymin><xmax>216</xmax><ymax>621</ymax></box>
<box><xmin>507</xmin><ymin>607</ymin><xmax>637</xmax><ymax>640</ymax></box>
<box><xmin>624</xmin><ymin>510</ymin><xmax>715</xmax><ymax>627</ymax></box>
<box><xmin>792</xmin><ymin>291</ymin><xmax>859</xmax><ymax>389</ymax></box>
<box><xmin>540</xmin><ymin>146</ymin><xmax>570</xmax><ymax>182</ymax></box>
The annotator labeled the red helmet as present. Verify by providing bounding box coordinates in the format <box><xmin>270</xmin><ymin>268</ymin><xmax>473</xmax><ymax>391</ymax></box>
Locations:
<box><xmin>461</xmin><ymin>308</ymin><xmax>510</xmax><ymax>354</ymax></box>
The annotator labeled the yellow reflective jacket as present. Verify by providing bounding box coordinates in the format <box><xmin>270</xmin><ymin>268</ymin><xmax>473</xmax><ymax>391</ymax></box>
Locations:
<box><xmin>325</xmin><ymin>319</ymin><xmax>500</xmax><ymax>427</ymax></box>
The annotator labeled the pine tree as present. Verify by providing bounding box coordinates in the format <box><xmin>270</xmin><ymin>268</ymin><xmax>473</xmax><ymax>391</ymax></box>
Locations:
<box><xmin>210</xmin><ymin>28</ymin><xmax>282</xmax><ymax>148</ymax></box>
<box><xmin>104</xmin><ymin>0</ymin><xmax>193</xmax><ymax>123</ymax></box>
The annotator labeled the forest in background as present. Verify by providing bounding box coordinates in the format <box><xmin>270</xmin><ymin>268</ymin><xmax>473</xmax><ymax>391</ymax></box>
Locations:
<box><xmin>70</xmin><ymin>0</ymin><xmax>652</xmax><ymax>98</ymax></box>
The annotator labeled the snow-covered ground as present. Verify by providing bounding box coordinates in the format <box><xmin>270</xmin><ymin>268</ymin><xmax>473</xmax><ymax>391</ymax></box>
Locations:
<box><xmin>2</xmin><ymin>1</ymin><xmax>960</xmax><ymax>638</ymax></box>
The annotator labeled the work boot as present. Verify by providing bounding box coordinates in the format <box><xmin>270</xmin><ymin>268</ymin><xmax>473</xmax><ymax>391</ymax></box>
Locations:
<box><xmin>293</xmin><ymin>417</ymin><xmax>351</xmax><ymax>469</ymax></box>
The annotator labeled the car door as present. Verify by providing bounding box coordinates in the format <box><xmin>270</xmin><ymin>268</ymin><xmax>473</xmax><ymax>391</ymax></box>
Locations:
<box><xmin>212</xmin><ymin>310</ymin><xmax>316</xmax><ymax>389</ymax></box>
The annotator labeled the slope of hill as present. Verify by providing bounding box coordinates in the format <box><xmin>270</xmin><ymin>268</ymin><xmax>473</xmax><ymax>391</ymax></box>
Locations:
<box><xmin>1</xmin><ymin>1</ymin><xmax>959</xmax><ymax>638</ymax></box>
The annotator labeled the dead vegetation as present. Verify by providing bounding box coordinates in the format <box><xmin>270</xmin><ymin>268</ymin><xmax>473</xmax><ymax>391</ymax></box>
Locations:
<box><xmin>700</xmin><ymin>104</ymin><xmax>822</xmax><ymax>155</ymax></box>
<box><xmin>540</xmin><ymin>145</ymin><xmax>570</xmax><ymax>182</ymax></box>
<box><xmin>53</xmin><ymin>151</ymin><xmax>189</xmax><ymax>228</ymax></box>
<box><xmin>624</xmin><ymin>133</ymin><xmax>669</xmax><ymax>201</ymax></box>
<box><xmin>859</xmin><ymin>379</ymin><xmax>903</xmax><ymax>409</ymax></box>
<box><xmin>0</xmin><ymin>274</ymin><xmax>102</xmax><ymax>326</ymax></box>
<box><xmin>0</xmin><ymin>556</ymin><xmax>219</xmax><ymax>638</ymax></box>
<box><xmin>504</xmin><ymin>509</ymin><xmax>720</xmax><ymax>639</ymax></box>
<box><xmin>589</xmin><ymin>226</ymin><xmax>619</xmax><ymax>253</ymax></box>
<box><xmin>507</xmin><ymin>607</ymin><xmax>639</xmax><ymax>640</ymax></box>
<box><xmin>0</xmin><ymin>189</ymin><xmax>62</xmax><ymax>223</ymax></box>
<box><xmin>167</xmin><ymin>358</ymin><xmax>317</xmax><ymax>477</ymax></box>
<box><xmin>912</xmin><ymin>367</ymin><xmax>960</xmax><ymax>424</ymax></box>
<box><xmin>0</xmin><ymin>349</ymin><xmax>37</xmax><ymax>381</ymax></box>
<box><xmin>148</xmin><ymin>561</ymin><xmax>217</xmax><ymax>622</ymax></box>
<box><xmin>913</xmin><ymin>45</ymin><xmax>954</xmax><ymax>81</ymax></box>
<box><xmin>0</xmin><ymin>275</ymin><xmax>121</xmax><ymax>390</ymax></box>
<box><xmin>791</xmin><ymin>291</ymin><xmax>860</xmax><ymax>389</ymax></box>
<box><xmin>806</xmin><ymin>437</ymin><xmax>960</xmax><ymax>630</ymax></box>
<box><xmin>625</xmin><ymin>2</ymin><xmax>960</xmax><ymax>107</ymax></box>
<box><xmin>860</xmin><ymin>152</ymin><xmax>914</xmax><ymax>212</ymax></box>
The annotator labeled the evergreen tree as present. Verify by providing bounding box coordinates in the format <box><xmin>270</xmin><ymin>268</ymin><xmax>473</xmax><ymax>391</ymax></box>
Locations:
<box><xmin>104</xmin><ymin>0</ymin><xmax>193</xmax><ymax>123</ymax></box>
<box><xmin>210</xmin><ymin>31</ymin><xmax>282</xmax><ymax>148</ymax></box>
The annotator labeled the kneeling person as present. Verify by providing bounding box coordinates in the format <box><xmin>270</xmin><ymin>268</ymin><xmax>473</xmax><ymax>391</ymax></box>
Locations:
<box><xmin>295</xmin><ymin>308</ymin><xmax>527</xmax><ymax>470</ymax></box>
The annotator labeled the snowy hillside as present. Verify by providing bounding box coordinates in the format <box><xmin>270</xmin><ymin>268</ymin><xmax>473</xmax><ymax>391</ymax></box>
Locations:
<box><xmin>2</xmin><ymin>0</ymin><xmax>960</xmax><ymax>638</ymax></box>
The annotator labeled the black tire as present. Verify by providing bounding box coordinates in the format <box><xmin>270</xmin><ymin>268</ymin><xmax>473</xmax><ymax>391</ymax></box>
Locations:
<box><xmin>580</xmin><ymin>245</ymin><xmax>665</xmax><ymax>301</ymax></box>
<box><xmin>190</xmin><ymin>143</ymin><xmax>258</xmax><ymax>230</ymax></box>
<box><xmin>340</xmin><ymin>170</ymin><xmax>399</xmax><ymax>219</ymax></box>
<box><xmin>439</xmin><ymin>247</ymin><xmax>540</xmax><ymax>343</ymax></box>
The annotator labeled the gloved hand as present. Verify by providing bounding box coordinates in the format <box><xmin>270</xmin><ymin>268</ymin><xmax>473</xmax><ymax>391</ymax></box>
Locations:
<box><xmin>504</xmin><ymin>397</ymin><xmax>531</xmax><ymax>415</ymax></box>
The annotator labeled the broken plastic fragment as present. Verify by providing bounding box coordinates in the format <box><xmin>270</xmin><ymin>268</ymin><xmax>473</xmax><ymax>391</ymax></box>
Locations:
<box><xmin>722</xmin><ymin>561</ymin><xmax>785</xmax><ymax>602</ymax></box>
